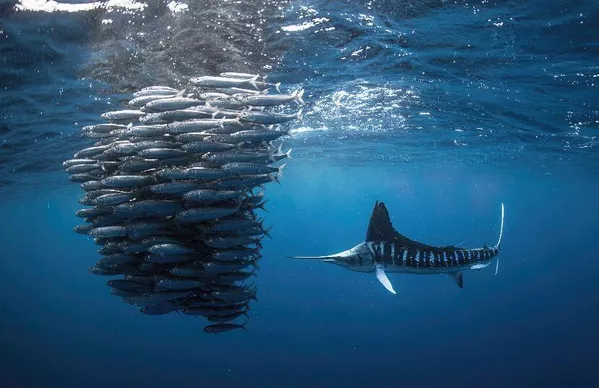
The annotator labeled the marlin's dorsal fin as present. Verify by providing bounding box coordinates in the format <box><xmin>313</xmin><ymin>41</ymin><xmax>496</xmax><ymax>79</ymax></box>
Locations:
<box><xmin>365</xmin><ymin>201</ymin><xmax>433</xmax><ymax>249</ymax></box>
<box><xmin>449</xmin><ymin>272</ymin><xmax>464</xmax><ymax>289</ymax></box>
<box><xmin>365</xmin><ymin>201</ymin><xmax>398</xmax><ymax>242</ymax></box>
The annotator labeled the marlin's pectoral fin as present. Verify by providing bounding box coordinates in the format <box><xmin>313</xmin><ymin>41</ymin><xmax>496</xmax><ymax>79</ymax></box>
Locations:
<box><xmin>375</xmin><ymin>265</ymin><xmax>396</xmax><ymax>295</ymax></box>
<box><xmin>448</xmin><ymin>271</ymin><xmax>463</xmax><ymax>289</ymax></box>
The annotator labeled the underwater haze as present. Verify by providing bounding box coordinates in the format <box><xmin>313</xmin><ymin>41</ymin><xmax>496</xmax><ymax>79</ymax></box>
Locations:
<box><xmin>1</xmin><ymin>0</ymin><xmax>599</xmax><ymax>387</ymax></box>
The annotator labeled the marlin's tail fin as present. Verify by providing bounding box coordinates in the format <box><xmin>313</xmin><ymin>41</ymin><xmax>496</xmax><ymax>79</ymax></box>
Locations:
<box><xmin>494</xmin><ymin>203</ymin><xmax>505</xmax><ymax>276</ymax></box>
<box><xmin>495</xmin><ymin>203</ymin><xmax>505</xmax><ymax>249</ymax></box>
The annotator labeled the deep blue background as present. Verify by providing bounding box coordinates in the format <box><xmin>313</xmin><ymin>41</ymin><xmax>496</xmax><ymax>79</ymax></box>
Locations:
<box><xmin>1</xmin><ymin>0</ymin><xmax>599</xmax><ymax>387</ymax></box>
<box><xmin>1</xmin><ymin>164</ymin><xmax>598</xmax><ymax>387</ymax></box>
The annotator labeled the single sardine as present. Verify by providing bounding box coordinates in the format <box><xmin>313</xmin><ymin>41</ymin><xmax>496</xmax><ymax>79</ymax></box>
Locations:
<box><xmin>175</xmin><ymin>205</ymin><xmax>241</xmax><ymax>224</ymax></box>
<box><xmin>101</xmin><ymin>110</ymin><xmax>145</xmax><ymax>122</ymax></box>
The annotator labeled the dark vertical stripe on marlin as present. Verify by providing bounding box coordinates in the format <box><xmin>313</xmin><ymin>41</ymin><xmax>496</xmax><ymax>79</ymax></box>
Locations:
<box><xmin>401</xmin><ymin>248</ymin><xmax>408</xmax><ymax>267</ymax></box>
<box><xmin>459</xmin><ymin>250</ymin><xmax>466</xmax><ymax>265</ymax></box>
<box><xmin>374</xmin><ymin>243</ymin><xmax>382</xmax><ymax>263</ymax></box>
<box><xmin>431</xmin><ymin>250</ymin><xmax>443</xmax><ymax>268</ymax></box>
<box><xmin>386</xmin><ymin>243</ymin><xmax>394</xmax><ymax>266</ymax></box>
<box><xmin>378</xmin><ymin>243</ymin><xmax>385</xmax><ymax>263</ymax></box>
<box><xmin>458</xmin><ymin>250</ymin><xmax>466</xmax><ymax>265</ymax></box>
<box><xmin>407</xmin><ymin>249</ymin><xmax>417</xmax><ymax>268</ymax></box>
<box><xmin>427</xmin><ymin>251</ymin><xmax>435</xmax><ymax>268</ymax></box>
<box><xmin>426</xmin><ymin>250</ymin><xmax>433</xmax><ymax>268</ymax></box>
<box><xmin>418</xmin><ymin>250</ymin><xmax>425</xmax><ymax>268</ymax></box>
<box><xmin>382</xmin><ymin>243</ymin><xmax>392</xmax><ymax>267</ymax></box>
<box><xmin>365</xmin><ymin>242</ymin><xmax>375</xmax><ymax>263</ymax></box>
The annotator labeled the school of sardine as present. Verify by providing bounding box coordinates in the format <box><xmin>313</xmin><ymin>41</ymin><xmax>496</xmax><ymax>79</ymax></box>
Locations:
<box><xmin>63</xmin><ymin>74</ymin><xmax>303</xmax><ymax>333</ymax></box>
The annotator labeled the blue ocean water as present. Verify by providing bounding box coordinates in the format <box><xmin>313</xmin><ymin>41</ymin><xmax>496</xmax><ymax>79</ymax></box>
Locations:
<box><xmin>1</xmin><ymin>0</ymin><xmax>598</xmax><ymax>387</ymax></box>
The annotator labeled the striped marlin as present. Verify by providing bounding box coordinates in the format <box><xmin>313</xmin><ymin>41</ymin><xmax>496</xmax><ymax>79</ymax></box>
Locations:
<box><xmin>289</xmin><ymin>201</ymin><xmax>505</xmax><ymax>295</ymax></box>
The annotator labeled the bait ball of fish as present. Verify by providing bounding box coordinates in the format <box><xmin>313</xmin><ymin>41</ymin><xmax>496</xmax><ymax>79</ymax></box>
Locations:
<box><xmin>63</xmin><ymin>73</ymin><xmax>303</xmax><ymax>332</ymax></box>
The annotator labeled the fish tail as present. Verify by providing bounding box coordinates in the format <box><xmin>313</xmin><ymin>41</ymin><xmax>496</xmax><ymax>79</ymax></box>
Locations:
<box><xmin>275</xmin><ymin>82</ymin><xmax>281</xmax><ymax>93</ymax></box>
<box><xmin>249</xmin><ymin>75</ymin><xmax>259</xmax><ymax>90</ymax></box>
<box><xmin>256</xmin><ymin>200</ymin><xmax>268</xmax><ymax>212</ymax></box>
<box><xmin>264</xmin><ymin>225</ymin><xmax>273</xmax><ymax>239</ymax></box>
<box><xmin>285</xmin><ymin>148</ymin><xmax>292</xmax><ymax>159</ymax></box>
<box><xmin>240</xmin><ymin>321</ymin><xmax>249</xmax><ymax>332</ymax></box>
<box><xmin>294</xmin><ymin>89</ymin><xmax>305</xmax><ymax>105</ymax></box>
<box><xmin>271</xmin><ymin>173</ymin><xmax>280</xmax><ymax>185</ymax></box>
<box><xmin>495</xmin><ymin>203</ymin><xmax>505</xmax><ymax>249</ymax></box>
<box><xmin>258</xmin><ymin>140</ymin><xmax>269</xmax><ymax>149</ymax></box>
<box><xmin>257</xmin><ymin>217</ymin><xmax>265</xmax><ymax>228</ymax></box>
<box><xmin>296</xmin><ymin>108</ymin><xmax>304</xmax><ymax>123</ymax></box>
<box><xmin>494</xmin><ymin>203</ymin><xmax>505</xmax><ymax>275</ymax></box>
<box><xmin>277</xmin><ymin>163</ymin><xmax>286</xmax><ymax>179</ymax></box>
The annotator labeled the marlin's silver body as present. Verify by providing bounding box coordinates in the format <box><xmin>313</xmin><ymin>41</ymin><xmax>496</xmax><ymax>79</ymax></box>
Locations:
<box><xmin>291</xmin><ymin>201</ymin><xmax>505</xmax><ymax>293</ymax></box>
